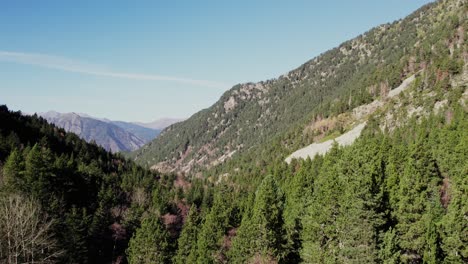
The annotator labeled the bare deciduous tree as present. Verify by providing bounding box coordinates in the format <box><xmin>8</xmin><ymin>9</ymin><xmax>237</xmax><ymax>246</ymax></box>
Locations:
<box><xmin>0</xmin><ymin>193</ymin><xmax>63</xmax><ymax>264</ymax></box>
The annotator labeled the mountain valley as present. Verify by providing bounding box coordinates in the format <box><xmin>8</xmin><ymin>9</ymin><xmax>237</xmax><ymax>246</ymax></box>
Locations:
<box><xmin>0</xmin><ymin>0</ymin><xmax>466</xmax><ymax>263</ymax></box>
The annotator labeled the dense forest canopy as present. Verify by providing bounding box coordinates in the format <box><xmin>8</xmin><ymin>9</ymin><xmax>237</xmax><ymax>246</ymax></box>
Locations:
<box><xmin>0</xmin><ymin>107</ymin><xmax>176</xmax><ymax>263</ymax></box>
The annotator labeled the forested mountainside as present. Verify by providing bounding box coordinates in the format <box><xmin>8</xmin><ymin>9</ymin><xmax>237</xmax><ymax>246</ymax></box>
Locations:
<box><xmin>124</xmin><ymin>0</ymin><xmax>466</xmax><ymax>263</ymax></box>
<box><xmin>40</xmin><ymin>111</ymin><xmax>161</xmax><ymax>153</ymax></box>
<box><xmin>1</xmin><ymin>0</ymin><xmax>467</xmax><ymax>263</ymax></box>
<box><xmin>131</xmin><ymin>0</ymin><xmax>466</xmax><ymax>175</ymax></box>
<box><xmin>0</xmin><ymin>107</ymin><xmax>180</xmax><ymax>263</ymax></box>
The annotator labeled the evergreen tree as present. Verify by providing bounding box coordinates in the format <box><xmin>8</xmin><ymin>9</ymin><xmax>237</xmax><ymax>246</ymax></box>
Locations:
<box><xmin>24</xmin><ymin>144</ymin><xmax>55</xmax><ymax>203</ymax></box>
<box><xmin>396</xmin><ymin>138</ymin><xmax>443</xmax><ymax>263</ymax></box>
<box><xmin>227</xmin><ymin>191</ymin><xmax>255</xmax><ymax>263</ymax></box>
<box><xmin>379</xmin><ymin>228</ymin><xmax>400</xmax><ymax>264</ymax></box>
<box><xmin>230</xmin><ymin>175</ymin><xmax>286</xmax><ymax>263</ymax></box>
<box><xmin>282</xmin><ymin>159</ymin><xmax>313</xmax><ymax>263</ymax></box>
<box><xmin>174</xmin><ymin>205</ymin><xmax>200</xmax><ymax>264</ymax></box>
<box><xmin>2</xmin><ymin>148</ymin><xmax>23</xmax><ymax>188</ymax></box>
<box><xmin>301</xmin><ymin>144</ymin><xmax>344</xmax><ymax>263</ymax></box>
<box><xmin>195</xmin><ymin>193</ymin><xmax>230</xmax><ymax>264</ymax></box>
<box><xmin>439</xmin><ymin>154</ymin><xmax>468</xmax><ymax>263</ymax></box>
<box><xmin>334</xmin><ymin>141</ymin><xmax>383</xmax><ymax>263</ymax></box>
<box><xmin>62</xmin><ymin>207</ymin><xmax>90</xmax><ymax>263</ymax></box>
<box><xmin>127</xmin><ymin>214</ymin><xmax>170</xmax><ymax>264</ymax></box>
<box><xmin>437</xmin><ymin>106</ymin><xmax>468</xmax><ymax>262</ymax></box>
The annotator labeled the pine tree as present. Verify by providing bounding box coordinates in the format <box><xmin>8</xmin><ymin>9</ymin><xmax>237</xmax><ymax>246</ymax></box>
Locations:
<box><xmin>282</xmin><ymin>160</ymin><xmax>313</xmax><ymax>263</ymax></box>
<box><xmin>396</xmin><ymin>138</ymin><xmax>443</xmax><ymax>263</ymax></box>
<box><xmin>195</xmin><ymin>193</ymin><xmax>230</xmax><ymax>264</ymax></box>
<box><xmin>333</xmin><ymin>141</ymin><xmax>383</xmax><ymax>263</ymax></box>
<box><xmin>127</xmin><ymin>214</ymin><xmax>170</xmax><ymax>264</ymax></box>
<box><xmin>437</xmin><ymin>106</ymin><xmax>468</xmax><ymax>262</ymax></box>
<box><xmin>63</xmin><ymin>206</ymin><xmax>90</xmax><ymax>263</ymax></box>
<box><xmin>228</xmin><ymin>192</ymin><xmax>255</xmax><ymax>263</ymax></box>
<box><xmin>439</xmin><ymin>157</ymin><xmax>468</xmax><ymax>262</ymax></box>
<box><xmin>2</xmin><ymin>148</ymin><xmax>24</xmax><ymax>188</ymax></box>
<box><xmin>87</xmin><ymin>185</ymin><xmax>117</xmax><ymax>263</ymax></box>
<box><xmin>301</xmin><ymin>143</ymin><xmax>344</xmax><ymax>263</ymax></box>
<box><xmin>379</xmin><ymin>227</ymin><xmax>400</xmax><ymax>264</ymax></box>
<box><xmin>230</xmin><ymin>175</ymin><xmax>286</xmax><ymax>263</ymax></box>
<box><xmin>24</xmin><ymin>144</ymin><xmax>55</xmax><ymax>203</ymax></box>
<box><xmin>174</xmin><ymin>205</ymin><xmax>200</xmax><ymax>264</ymax></box>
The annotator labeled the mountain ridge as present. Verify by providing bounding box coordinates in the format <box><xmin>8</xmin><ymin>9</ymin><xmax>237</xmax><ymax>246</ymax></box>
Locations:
<box><xmin>38</xmin><ymin>111</ymin><xmax>181</xmax><ymax>153</ymax></box>
<box><xmin>131</xmin><ymin>0</ymin><xmax>464</xmax><ymax>174</ymax></box>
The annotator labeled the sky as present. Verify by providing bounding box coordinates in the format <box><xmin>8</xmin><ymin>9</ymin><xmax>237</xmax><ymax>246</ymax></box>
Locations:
<box><xmin>0</xmin><ymin>0</ymin><xmax>434</xmax><ymax>122</ymax></box>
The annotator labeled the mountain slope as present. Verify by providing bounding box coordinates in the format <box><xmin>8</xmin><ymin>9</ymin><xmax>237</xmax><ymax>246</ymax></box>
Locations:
<box><xmin>285</xmin><ymin>72</ymin><xmax>419</xmax><ymax>162</ymax></box>
<box><xmin>132</xmin><ymin>0</ymin><xmax>466</xmax><ymax>174</ymax></box>
<box><xmin>175</xmin><ymin>1</ymin><xmax>467</xmax><ymax>261</ymax></box>
<box><xmin>0</xmin><ymin>105</ymin><xmax>167</xmax><ymax>263</ymax></box>
<box><xmin>40</xmin><ymin>111</ymin><xmax>150</xmax><ymax>152</ymax></box>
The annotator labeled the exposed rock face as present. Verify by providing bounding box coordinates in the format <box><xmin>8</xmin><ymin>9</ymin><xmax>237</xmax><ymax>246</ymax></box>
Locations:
<box><xmin>224</xmin><ymin>97</ymin><xmax>237</xmax><ymax>112</ymax></box>
<box><xmin>286</xmin><ymin>122</ymin><xmax>367</xmax><ymax>163</ymax></box>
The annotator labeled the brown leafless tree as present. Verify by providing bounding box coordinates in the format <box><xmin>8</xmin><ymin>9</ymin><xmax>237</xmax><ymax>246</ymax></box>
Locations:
<box><xmin>0</xmin><ymin>193</ymin><xmax>63</xmax><ymax>264</ymax></box>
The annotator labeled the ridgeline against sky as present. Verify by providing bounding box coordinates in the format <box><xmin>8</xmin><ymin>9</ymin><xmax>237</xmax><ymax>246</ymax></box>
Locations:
<box><xmin>1</xmin><ymin>0</ymin><xmax>432</xmax><ymax>121</ymax></box>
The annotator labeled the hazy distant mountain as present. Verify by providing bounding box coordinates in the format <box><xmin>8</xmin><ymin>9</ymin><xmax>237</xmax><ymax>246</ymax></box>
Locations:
<box><xmin>38</xmin><ymin>111</ymin><xmax>169</xmax><ymax>153</ymax></box>
<box><xmin>40</xmin><ymin>111</ymin><xmax>145</xmax><ymax>152</ymax></box>
<box><xmin>111</xmin><ymin>121</ymin><xmax>160</xmax><ymax>142</ymax></box>
<box><xmin>134</xmin><ymin>118</ymin><xmax>184</xmax><ymax>130</ymax></box>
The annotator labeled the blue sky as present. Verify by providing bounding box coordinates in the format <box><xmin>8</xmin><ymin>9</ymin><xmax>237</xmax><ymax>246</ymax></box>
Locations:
<box><xmin>0</xmin><ymin>0</ymin><xmax>433</xmax><ymax>122</ymax></box>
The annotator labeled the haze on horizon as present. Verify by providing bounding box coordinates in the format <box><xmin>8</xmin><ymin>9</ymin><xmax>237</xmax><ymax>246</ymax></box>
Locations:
<box><xmin>0</xmin><ymin>0</ymin><xmax>433</xmax><ymax>122</ymax></box>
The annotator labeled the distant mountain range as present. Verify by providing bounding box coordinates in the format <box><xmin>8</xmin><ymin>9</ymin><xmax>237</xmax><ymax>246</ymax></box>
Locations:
<box><xmin>134</xmin><ymin>118</ymin><xmax>185</xmax><ymax>130</ymax></box>
<box><xmin>38</xmin><ymin>111</ymin><xmax>182</xmax><ymax>153</ymax></box>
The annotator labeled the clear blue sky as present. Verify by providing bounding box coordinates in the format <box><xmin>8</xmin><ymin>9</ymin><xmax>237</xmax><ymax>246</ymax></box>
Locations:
<box><xmin>0</xmin><ymin>0</ymin><xmax>433</xmax><ymax>122</ymax></box>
